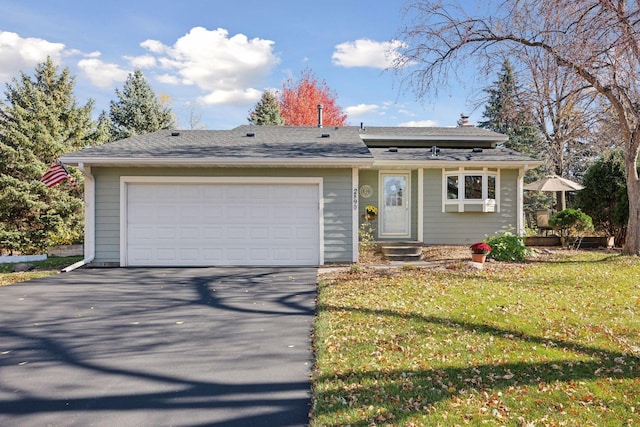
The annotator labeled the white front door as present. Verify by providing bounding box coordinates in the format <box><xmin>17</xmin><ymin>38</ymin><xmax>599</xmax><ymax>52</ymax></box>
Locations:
<box><xmin>380</xmin><ymin>172</ymin><xmax>410</xmax><ymax>237</ymax></box>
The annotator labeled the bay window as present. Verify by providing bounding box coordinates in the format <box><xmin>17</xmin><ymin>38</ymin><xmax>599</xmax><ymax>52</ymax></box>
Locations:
<box><xmin>443</xmin><ymin>168</ymin><xmax>499</xmax><ymax>212</ymax></box>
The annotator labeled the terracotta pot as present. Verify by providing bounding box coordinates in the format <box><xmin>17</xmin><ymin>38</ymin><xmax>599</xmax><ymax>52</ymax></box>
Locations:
<box><xmin>471</xmin><ymin>253</ymin><xmax>487</xmax><ymax>263</ymax></box>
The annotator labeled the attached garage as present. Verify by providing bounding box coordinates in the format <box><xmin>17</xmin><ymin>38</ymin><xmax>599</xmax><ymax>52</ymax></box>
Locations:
<box><xmin>120</xmin><ymin>177</ymin><xmax>323</xmax><ymax>266</ymax></box>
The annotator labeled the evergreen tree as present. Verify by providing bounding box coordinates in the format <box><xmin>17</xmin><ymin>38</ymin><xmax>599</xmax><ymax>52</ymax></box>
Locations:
<box><xmin>479</xmin><ymin>60</ymin><xmax>550</xmax><ymax>221</ymax></box>
<box><xmin>90</xmin><ymin>111</ymin><xmax>114</xmax><ymax>144</ymax></box>
<box><xmin>575</xmin><ymin>150</ymin><xmax>629</xmax><ymax>244</ymax></box>
<box><xmin>248</xmin><ymin>90</ymin><xmax>284</xmax><ymax>125</ymax></box>
<box><xmin>478</xmin><ymin>60</ymin><xmax>538</xmax><ymax>155</ymax></box>
<box><xmin>0</xmin><ymin>57</ymin><xmax>93</xmax><ymax>253</ymax></box>
<box><xmin>109</xmin><ymin>69</ymin><xmax>174</xmax><ymax>140</ymax></box>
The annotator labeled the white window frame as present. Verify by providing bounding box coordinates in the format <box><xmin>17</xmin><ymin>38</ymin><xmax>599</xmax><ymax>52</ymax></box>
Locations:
<box><xmin>442</xmin><ymin>168</ymin><xmax>500</xmax><ymax>213</ymax></box>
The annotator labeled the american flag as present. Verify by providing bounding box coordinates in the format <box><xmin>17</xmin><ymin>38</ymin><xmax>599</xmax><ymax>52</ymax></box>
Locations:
<box><xmin>41</xmin><ymin>162</ymin><xmax>76</xmax><ymax>188</ymax></box>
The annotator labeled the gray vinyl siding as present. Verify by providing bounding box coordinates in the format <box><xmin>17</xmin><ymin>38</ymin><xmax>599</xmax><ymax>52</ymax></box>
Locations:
<box><xmin>410</xmin><ymin>170</ymin><xmax>419</xmax><ymax>241</ymax></box>
<box><xmin>358</xmin><ymin>170</ymin><xmax>379</xmax><ymax>234</ymax></box>
<box><xmin>423</xmin><ymin>168</ymin><xmax>520</xmax><ymax>244</ymax></box>
<box><xmin>91</xmin><ymin>167</ymin><xmax>354</xmax><ymax>265</ymax></box>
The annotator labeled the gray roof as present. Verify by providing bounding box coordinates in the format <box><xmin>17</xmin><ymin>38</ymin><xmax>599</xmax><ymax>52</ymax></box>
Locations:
<box><xmin>358</xmin><ymin>126</ymin><xmax>508</xmax><ymax>148</ymax></box>
<box><xmin>369</xmin><ymin>146</ymin><xmax>541</xmax><ymax>166</ymax></box>
<box><xmin>359</xmin><ymin>125</ymin><xmax>507</xmax><ymax>139</ymax></box>
<box><xmin>61</xmin><ymin>124</ymin><xmax>539</xmax><ymax>168</ymax></box>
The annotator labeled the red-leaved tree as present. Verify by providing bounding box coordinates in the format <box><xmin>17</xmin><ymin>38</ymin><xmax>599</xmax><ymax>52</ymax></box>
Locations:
<box><xmin>279</xmin><ymin>68</ymin><xmax>347</xmax><ymax>126</ymax></box>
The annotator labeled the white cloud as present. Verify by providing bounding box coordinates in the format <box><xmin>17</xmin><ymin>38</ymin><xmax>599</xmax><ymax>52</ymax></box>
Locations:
<box><xmin>399</xmin><ymin>120</ymin><xmax>439</xmax><ymax>127</ymax></box>
<box><xmin>140</xmin><ymin>27</ymin><xmax>279</xmax><ymax>105</ymax></box>
<box><xmin>0</xmin><ymin>31</ymin><xmax>66</xmax><ymax>81</ymax></box>
<box><xmin>140</xmin><ymin>39</ymin><xmax>166</xmax><ymax>54</ymax></box>
<box><xmin>125</xmin><ymin>54</ymin><xmax>157</xmax><ymax>68</ymax></box>
<box><xmin>345</xmin><ymin>103</ymin><xmax>380</xmax><ymax>116</ymax></box>
<box><xmin>77</xmin><ymin>57</ymin><xmax>129</xmax><ymax>89</ymax></box>
<box><xmin>398</xmin><ymin>109</ymin><xmax>414</xmax><ymax>116</ymax></box>
<box><xmin>198</xmin><ymin>87</ymin><xmax>262</xmax><ymax>106</ymax></box>
<box><xmin>332</xmin><ymin>39</ymin><xmax>406</xmax><ymax>69</ymax></box>
<box><xmin>156</xmin><ymin>73</ymin><xmax>181</xmax><ymax>85</ymax></box>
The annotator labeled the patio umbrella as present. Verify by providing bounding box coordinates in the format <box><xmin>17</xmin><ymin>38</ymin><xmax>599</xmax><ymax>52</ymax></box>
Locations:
<box><xmin>524</xmin><ymin>174</ymin><xmax>585</xmax><ymax>210</ymax></box>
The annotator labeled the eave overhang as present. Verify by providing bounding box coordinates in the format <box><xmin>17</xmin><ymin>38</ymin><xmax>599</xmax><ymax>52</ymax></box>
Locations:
<box><xmin>59</xmin><ymin>156</ymin><xmax>375</xmax><ymax>169</ymax></box>
<box><xmin>371</xmin><ymin>159</ymin><xmax>544</xmax><ymax>169</ymax></box>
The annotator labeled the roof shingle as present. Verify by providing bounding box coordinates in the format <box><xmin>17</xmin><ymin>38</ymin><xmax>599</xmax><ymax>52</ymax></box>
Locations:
<box><xmin>61</xmin><ymin>125</ymin><xmax>539</xmax><ymax>168</ymax></box>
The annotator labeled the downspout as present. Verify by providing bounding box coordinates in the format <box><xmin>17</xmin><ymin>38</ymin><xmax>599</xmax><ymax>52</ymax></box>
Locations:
<box><xmin>352</xmin><ymin>168</ymin><xmax>359</xmax><ymax>263</ymax></box>
<box><xmin>517</xmin><ymin>167</ymin><xmax>526</xmax><ymax>236</ymax></box>
<box><xmin>62</xmin><ymin>163</ymin><xmax>95</xmax><ymax>272</ymax></box>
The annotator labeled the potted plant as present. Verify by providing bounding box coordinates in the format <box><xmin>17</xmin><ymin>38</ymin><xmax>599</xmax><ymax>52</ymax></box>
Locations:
<box><xmin>470</xmin><ymin>242</ymin><xmax>492</xmax><ymax>263</ymax></box>
<box><xmin>364</xmin><ymin>205</ymin><xmax>378</xmax><ymax>221</ymax></box>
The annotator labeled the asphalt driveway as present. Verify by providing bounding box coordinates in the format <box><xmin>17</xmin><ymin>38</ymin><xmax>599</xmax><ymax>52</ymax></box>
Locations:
<box><xmin>0</xmin><ymin>267</ymin><xmax>317</xmax><ymax>427</ymax></box>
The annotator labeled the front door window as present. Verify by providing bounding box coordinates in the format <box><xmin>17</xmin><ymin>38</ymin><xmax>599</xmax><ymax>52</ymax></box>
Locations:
<box><xmin>380</xmin><ymin>173</ymin><xmax>410</xmax><ymax>237</ymax></box>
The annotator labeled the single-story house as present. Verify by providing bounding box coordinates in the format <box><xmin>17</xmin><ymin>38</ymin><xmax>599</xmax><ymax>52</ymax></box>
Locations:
<box><xmin>61</xmin><ymin>122</ymin><xmax>542</xmax><ymax>268</ymax></box>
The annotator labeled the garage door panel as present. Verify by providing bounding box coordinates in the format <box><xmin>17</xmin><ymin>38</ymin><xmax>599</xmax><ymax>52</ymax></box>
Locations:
<box><xmin>157</xmin><ymin>248</ymin><xmax>176</xmax><ymax>261</ymax></box>
<box><xmin>203</xmin><ymin>248</ymin><xmax>223</xmax><ymax>260</ymax></box>
<box><xmin>203</xmin><ymin>226</ymin><xmax>223</xmax><ymax>239</ymax></box>
<box><xmin>249</xmin><ymin>248</ymin><xmax>269</xmax><ymax>262</ymax></box>
<box><xmin>249</xmin><ymin>227</ymin><xmax>270</xmax><ymax>240</ymax></box>
<box><xmin>179</xmin><ymin>248</ymin><xmax>199</xmax><ymax>260</ymax></box>
<box><xmin>273</xmin><ymin>248</ymin><xmax>292</xmax><ymax>261</ymax></box>
<box><xmin>272</xmin><ymin>230</ymin><xmax>293</xmax><ymax>241</ymax></box>
<box><xmin>179</xmin><ymin>226</ymin><xmax>200</xmax><ymax>240</ymax></box>
<box><xmin>296</xmin><ymin>226</ymin><xmax>316</xmax><ymax>240</ymax></box>
<box><xmin>295</xmin><ymin>248</ymin><xmax>314</xmax><ymax>261</ymax></box>
<box><xmin>126</xmin><ymin>182</ymin><xmax>320</xmax><ymax>266</ymax></box>
<box><xmin>156</xmin><ymin>226</ymin><xmax>176</xmax><ymax>239</ymax></box>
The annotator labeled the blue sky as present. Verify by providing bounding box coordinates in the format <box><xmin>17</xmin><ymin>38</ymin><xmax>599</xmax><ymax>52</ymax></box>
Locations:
<box><xmin>0</xmin><ymin>0</ymin><xmax>486</xmax><ymax>129</ymax></box>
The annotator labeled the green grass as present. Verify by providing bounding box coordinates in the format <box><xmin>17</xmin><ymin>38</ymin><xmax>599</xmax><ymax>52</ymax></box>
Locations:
<box><xmin>0</xmin><ymin>256</ymin><xmax>83</xmax><ymax>286</ymax></box>
<box><xmin>312</xmin><ymin>252</ymin><xmax>640</xmax><ymax>426</ymax></box>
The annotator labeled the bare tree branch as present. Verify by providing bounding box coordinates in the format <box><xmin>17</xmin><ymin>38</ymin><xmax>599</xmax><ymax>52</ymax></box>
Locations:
<box><xmin>395</xmin><ymin>0</ymin><xmax>640</xmax><ymax>254</ymax></box>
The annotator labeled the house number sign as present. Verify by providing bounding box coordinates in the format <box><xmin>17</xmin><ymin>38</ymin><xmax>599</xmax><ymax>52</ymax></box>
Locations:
<box><xmin>359</xmin><ymin>184</ymin><xmax>373</xmax><ymax>199</ymax></box>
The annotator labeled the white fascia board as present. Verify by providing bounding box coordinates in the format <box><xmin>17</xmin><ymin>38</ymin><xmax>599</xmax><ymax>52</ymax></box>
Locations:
<box><xmin>372</xmin><ymin>160</ymin><xmax>544</xmax><ymax>169</ymax></box>
<box><xmin>60</xmin><ymin>156</ymin><xmax>375</xmax><ymax>168</ymax></box>
<box><xmin>362</xmin><ymin>134</ymin><xmax>509</xmax><ymax>143</ymax></box>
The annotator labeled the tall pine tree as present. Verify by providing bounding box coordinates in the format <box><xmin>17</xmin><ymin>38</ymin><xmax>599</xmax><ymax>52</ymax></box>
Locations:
<box><xmin>479</xmin><ymin>60</ymin><xmax>551</xmax><ymax>219</ymax></box>
<box><xmin>0</xmin><ymin>57</ymin><xmax>93</xmax><ymax>253</ymax></box>
<box><xmin>90</xmin><ymin>111</ymin><xmax>115</xmax><ymax>144</ymax></box>
<box><xmin>248</xmin><ymin>90</ymin><xmax>284</xmax><ymax>125</ymax></box>
<box><xmin>478</xmin><ymin>60</ymin><xmax>538</xmax><ymax>155</ymax></box>
<box><xmin>109</xmin><ymin>69</ymin><xmax>174</xmax><ymax>140</ymax></box>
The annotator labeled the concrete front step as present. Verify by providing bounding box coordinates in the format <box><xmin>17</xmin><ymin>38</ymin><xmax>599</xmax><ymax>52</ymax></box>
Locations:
<box><xmin>380</xmin><ymin>241</ymin><xmax>423</xmax><ymax>261</ymax></box>
<box><xmin>381</xmin><ymin>246</ymin><xmax>423</xmax><ymax>256</ymax></box>
<box><xmin>384</xmin><ymin>254</ymin><xmax>423</xmax><ymax>262</ymax></box>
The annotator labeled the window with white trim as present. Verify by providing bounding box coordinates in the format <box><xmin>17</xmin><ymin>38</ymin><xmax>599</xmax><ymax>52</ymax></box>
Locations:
<box><xmin>443</xmin><ymin>169</ymin><xmax>499</xmax><ymax>212</ymax></box>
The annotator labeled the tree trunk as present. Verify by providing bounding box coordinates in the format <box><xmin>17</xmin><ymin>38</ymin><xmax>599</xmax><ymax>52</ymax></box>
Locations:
<box><xmin>557</xmin><ymin>191</ymin><xmax>566</xmax><ymax>211</ymax></box>
<box><xmin>624</xmin><ymin>178</ymin><xmax>640</xmax><ymax>255</ymax></box>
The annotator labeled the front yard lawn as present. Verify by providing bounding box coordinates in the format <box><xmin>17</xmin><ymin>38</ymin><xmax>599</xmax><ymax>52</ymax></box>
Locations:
<box><xmin>0</xmin><ymin>256</ymin><xmax>83</xmax><ymax>286</ymax></box>
<box><xmin>312</xmin><ymin>251</ymin><xmax>640</xmax><ymax>426</ymax></box>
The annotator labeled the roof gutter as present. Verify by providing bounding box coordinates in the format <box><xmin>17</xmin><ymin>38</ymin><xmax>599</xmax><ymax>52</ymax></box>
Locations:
<box><xmin>59</xmin><ymin>156</ymin><xmax>375</xmax><ymax>168</ymax></box>
<box><xmin>372</xmin><ymin>159</ymin><xmax>544</xmax><ymax>169</ymax></box>
<box><xmin>62</xmin><ymin>162</ymin><xmax>95</xmax><ymax>272</ymax></box>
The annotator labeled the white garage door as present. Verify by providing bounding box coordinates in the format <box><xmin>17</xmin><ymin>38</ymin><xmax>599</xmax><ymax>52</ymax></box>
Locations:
<box><xmin>123</xmin><ymin>180</ymin><xmax>321</xmax><ymax>266</ymax></box>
